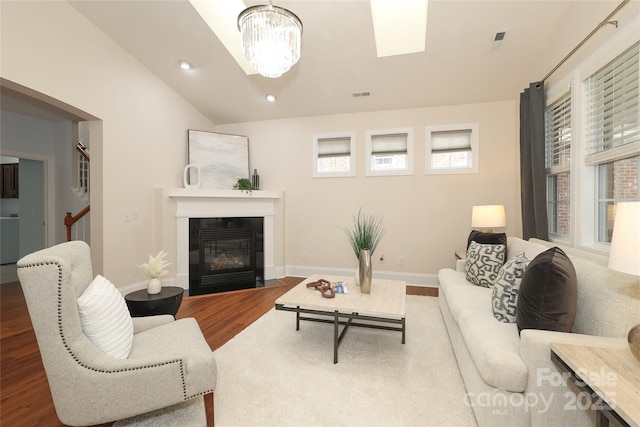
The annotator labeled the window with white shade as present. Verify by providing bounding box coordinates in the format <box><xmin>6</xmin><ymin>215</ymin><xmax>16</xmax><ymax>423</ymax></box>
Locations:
<box><xmin>545</xmin><ymin>92</ymin><xmax>571</xmax><ymax>240</ymax></box>
<box><xmin>425</xmin><ymin>123</ymin><xmax>479</xmax><ymax>174</ymax></box>
<box><xmin>365</xmin><ymin>128</ymin><xmax>413</xmax><ymax>176</ymax></box>
<box><xmin>543</xmin><ymin>38</ymin><xmax>639</xmax><ymax>251</ymax></box>
<box><xmin>312</xmin><ymin>132</ymin><xmax>356</xmax><ymax>177</ymax></box>
<box><xmin>584</xmin><ymin>41</ymin><xmax>639</xmax><ymax>244</ymax></box>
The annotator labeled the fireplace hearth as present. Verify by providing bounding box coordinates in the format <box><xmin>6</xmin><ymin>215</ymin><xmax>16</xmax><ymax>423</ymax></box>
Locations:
<box><xmin>189</xmin><ymin>217</ymin><xmax>264</xmax><ymax>295</ymax></box>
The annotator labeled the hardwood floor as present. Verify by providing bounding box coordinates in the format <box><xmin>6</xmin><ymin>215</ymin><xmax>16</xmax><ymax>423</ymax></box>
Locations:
<box><xmin>0</xmin><ymin>278</ymin><xmax>436</xmax><ymax>426</ymax></box>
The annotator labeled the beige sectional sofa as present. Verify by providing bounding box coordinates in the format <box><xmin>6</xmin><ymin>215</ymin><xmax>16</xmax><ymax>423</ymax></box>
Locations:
<box><xmin>438</xmin><ymin>236</ymin><xmax>639</xmax><ymax>427</ymax></box>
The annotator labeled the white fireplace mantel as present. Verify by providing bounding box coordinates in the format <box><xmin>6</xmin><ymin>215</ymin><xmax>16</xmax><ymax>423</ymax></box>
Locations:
<box><xmin>168</xmin><ymin>189</ymin><xmax>283</xmax><ymax>291</ymax></box>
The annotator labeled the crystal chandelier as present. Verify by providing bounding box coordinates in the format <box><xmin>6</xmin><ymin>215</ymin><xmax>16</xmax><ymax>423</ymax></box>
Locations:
<box><xmin>237</xmin><ymin>3</ymin><xmax>303</xmax><ymax>79</ymax></box>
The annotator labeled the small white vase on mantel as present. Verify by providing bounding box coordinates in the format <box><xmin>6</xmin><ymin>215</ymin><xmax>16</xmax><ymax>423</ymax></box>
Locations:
<box><xmin>147</xmin><ymin>277</ymin><xmax>162</xmax><ymax>295</ymax></box>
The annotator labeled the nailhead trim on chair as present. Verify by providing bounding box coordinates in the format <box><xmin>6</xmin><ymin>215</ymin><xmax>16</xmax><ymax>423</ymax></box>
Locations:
<box><xmin>19</xmin><ymin>261</ymin><xmax>192</xmax><ymax>400</ymax></box>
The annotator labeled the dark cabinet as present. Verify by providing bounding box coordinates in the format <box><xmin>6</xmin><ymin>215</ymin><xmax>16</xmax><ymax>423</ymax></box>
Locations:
<box><xmin>1</xmin><ymin>163</ymin><xmax>19</xmax><ymax>198</ymax></box>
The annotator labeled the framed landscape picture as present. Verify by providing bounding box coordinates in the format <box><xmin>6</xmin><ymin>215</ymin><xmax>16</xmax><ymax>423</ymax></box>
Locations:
<box><xmin>188</xmin><ymin>130</ymin><xmax>249</xmax><ymax>189</ymax></box>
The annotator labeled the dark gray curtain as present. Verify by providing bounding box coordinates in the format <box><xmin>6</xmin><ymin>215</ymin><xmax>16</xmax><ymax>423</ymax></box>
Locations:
<box><xmin>519</xmin><ymin>82</ymin><xmax>549</xmax><ymax>241</ymax></box>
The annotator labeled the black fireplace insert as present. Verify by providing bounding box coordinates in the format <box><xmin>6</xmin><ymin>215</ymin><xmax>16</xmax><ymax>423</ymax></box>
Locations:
<box><xmin>189</xmin><ymin>217</ymin><xmax>264</xmax><ymax>295</ymax></box>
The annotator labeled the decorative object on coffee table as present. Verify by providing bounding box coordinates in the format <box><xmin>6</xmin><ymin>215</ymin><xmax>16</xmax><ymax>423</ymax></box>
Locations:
<box><xmin>607</xmin><ymin>201</ymin><xmax>640</xmax><ymax>362</ymax></box>
<box><xmin>344</xmin><ymin>208</ymin><xmax>385</xmax><ymax>294</ymax></box>
<box><xmin>306</xmin><ymin>278</ymin><xmax>335</xmax><ymax>298</ymax></box>
<box><xmin>140</xmin><ymin>249</ymin><xmax>171</xmax><ymax>295</ymax></box>
<box><xmin>359</xmin><ymin>249</ymin><xmax>372</xmax><ymax>294</ymax></box>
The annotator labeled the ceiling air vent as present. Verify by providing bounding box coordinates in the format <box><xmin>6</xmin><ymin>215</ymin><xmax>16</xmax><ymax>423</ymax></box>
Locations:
<box><xmin>490</xmin><ymin>30</ymin><xmax>507</xmax><ymax>51</ymax></box>
<box><xmin>352</xmin><ymin>91</ymin><xmax>371</xmax><ymax>98</ymax></box>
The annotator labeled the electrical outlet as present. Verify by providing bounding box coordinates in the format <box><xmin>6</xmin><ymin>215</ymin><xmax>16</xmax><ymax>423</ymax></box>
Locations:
<box><xmin>133</xmin><ymin>265</ymin><xmax>140</xmax><ymax>275</ymax></box>
<box><xmin>302</xmin><ymin>251</ymin><xmax>308</xmax><ymax>261</ymax></box>
<box><xmin>132</xmin><ymin>210</ymin><xmax>139</xmax><ymax>220</ymax></box>
<box><xmin>398</xmin><ymin>256</ymin><xmax>404</xmax><ymax>266</ymax></box>
<box><xmin>379</xmin><ymin>254</ymin><xmax>385</xmax><ymax>264</ymax></box>
<box><xmin>123</xmin><ymin>211</ymin><xmax>130</xmax><ymax>222</ymax></box>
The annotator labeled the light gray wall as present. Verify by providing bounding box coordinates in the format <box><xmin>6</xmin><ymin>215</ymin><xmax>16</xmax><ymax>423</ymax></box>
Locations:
<box><xmin>0</xmin><ymin>110</ymin><xmax>78</xmax><ymax>246</ymax></box>
<box><xmin>18</xmin><ymin>158</ymin><xmax>45</xmax><ymax>256</ymax></box>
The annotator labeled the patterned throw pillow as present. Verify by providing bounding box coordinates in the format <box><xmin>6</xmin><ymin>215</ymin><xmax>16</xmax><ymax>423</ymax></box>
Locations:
<box><xmin>492</xmin><ymin>253</ymin><xmax>530</xmax><ymax>323</ymax></box>
<box><xmin>465</xmin><ymin>241</ymin><xmax>506</xmax><ymax>288</ymax></box>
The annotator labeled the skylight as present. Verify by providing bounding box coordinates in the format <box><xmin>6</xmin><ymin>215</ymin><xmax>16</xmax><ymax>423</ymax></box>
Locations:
<box><xmin>370</xmin><ymin>0</ymin><xmax>428</xmax><ymax>57</ymax></box>
<box><xmin>189</xmin><ymin>0</ymin><xmax>257</xmax><ymax>75</ymax></box>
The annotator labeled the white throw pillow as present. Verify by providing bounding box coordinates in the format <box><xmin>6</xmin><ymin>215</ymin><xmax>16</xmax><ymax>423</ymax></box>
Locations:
<box><xmin>77</xmin><ymin>275</ymin><xmax>134</xmax><ymax>359</ymax></box>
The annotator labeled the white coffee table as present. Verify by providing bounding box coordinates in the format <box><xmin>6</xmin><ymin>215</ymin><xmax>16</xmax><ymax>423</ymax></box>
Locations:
<box><xmin>275</xmin><ymin>275</ymin><xmax>407</xmax><ymax>363</ymax></box>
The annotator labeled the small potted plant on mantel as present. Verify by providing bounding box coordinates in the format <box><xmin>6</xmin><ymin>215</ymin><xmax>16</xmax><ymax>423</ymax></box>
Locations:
<box><xmin>233</xmin><ymin>177</ymin><xmax>254</xmax><ymax>195</ymax></box>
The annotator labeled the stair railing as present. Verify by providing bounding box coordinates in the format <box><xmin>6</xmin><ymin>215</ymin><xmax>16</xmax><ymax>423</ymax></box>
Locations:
<box><xmin>65</xmin><ymin>205</ymin><xmax>90</xmax><ymax>242</ymax></box>
<box><xmin>65</xmin><ymin>140</ymin><xmax>91</xmax><ymax>242</ymax></box>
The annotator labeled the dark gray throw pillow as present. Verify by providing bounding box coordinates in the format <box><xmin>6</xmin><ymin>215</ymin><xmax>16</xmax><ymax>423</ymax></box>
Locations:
<box><xmin>466</xmin><ymin>230</ymin><xmax>507</xmax><ymax>250</ymax></box>
<box><xmin>516</xmin><ymin>247</ymin><xmax>577</xmax><ymax>334</ymax></box>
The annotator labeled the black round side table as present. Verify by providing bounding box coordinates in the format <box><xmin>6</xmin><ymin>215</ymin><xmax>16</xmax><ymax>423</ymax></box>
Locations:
<box><xmin>125</xmin><ymin>286</ymin><xmax>185</xmax><ymax>317</ymax></box>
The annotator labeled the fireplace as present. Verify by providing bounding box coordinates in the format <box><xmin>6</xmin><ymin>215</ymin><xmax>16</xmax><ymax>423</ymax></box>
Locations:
<box><xmin>189</xmin><ymin>217</ymin><xmax>264</xmax><ymax>295</ymax></box>
<box><xmin>166</xmin><ymin>188</ymin><xmax>283</xmax><ymax>293</ymax></box>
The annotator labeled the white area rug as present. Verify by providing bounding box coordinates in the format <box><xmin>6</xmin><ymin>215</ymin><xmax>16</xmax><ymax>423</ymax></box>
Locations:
<box><xmin>213</xmin><ymin>295</ymin><xmax>477</xmax><ymax>426</ymax></box>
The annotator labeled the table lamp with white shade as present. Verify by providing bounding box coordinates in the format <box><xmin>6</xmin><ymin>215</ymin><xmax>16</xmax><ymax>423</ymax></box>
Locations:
<box><xmin>608</xmin><ymin>201</ymin><xmax>640</xmax><ymax>361</ymax></box>
<box><xmin>471</xmin><ymin>205</ymin><xmax>506</xmax><ymax>233</ymax></box>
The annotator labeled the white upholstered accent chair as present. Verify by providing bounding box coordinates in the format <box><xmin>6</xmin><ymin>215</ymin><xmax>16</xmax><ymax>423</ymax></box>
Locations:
<box><xmin>17</xmin><ymin>241</ymin><xmax>216</xmax><ymax>426</ymax></box>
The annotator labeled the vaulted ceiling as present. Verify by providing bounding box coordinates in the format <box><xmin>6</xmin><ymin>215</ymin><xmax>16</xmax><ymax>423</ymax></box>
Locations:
<box><xmin>4</xmin><ymin>1</ymin><xmax>627</xmax><ymax>124</ymax></box>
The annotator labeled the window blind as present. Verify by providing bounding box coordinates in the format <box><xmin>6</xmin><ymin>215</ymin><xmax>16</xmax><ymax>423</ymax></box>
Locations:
<box><xmin>585</xmin><ymin>42</ymin><xmax>640</xmax><ymax>166</ymax></box>
<box><xmin>431</xmin><ymin>129</ymin><xmax>472</xmax><ymax>153</ymax></box>
<box><xmin>371</xmin><ymin>133</ymin><xmax>408</xmax><ymax>155</ymax></box>
<box><xmin>545</xmin><ymin>92</ymin><xmax>571</xmax><ymax>172</ymax></box>
<box><xmin>317</xmin><ymin>137</ymin><xmax>351</xmax><ymax>158</ymax></box>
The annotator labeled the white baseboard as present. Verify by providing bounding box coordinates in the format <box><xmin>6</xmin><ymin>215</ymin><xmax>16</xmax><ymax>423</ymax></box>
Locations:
<box><xmin>266</xmin><ymin>265</ymin><xmax>286</xmax><ymax>280</ymax></box>
<box><xmin>284</xmin><ymin>265</ymin><xmax>439</xmax><ymax>287</ymax></box>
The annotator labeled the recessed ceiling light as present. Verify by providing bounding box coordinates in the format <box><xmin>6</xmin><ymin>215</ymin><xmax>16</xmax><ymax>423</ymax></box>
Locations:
<box><xmin>178</xmin><ymin>60</ymin><xmax>192</xmax><ymax>70</ymax></box>
<box><xmin>266</xmin><ymin>94</ymin><xmax>277</xmax><ymax>102</ymax></box>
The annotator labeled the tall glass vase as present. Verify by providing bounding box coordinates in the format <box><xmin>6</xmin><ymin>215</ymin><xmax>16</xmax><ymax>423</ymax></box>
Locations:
<box><xmin>359</xmin><ymin>249</ymin><xmax>372</xmax><ymax>294</ymax></box>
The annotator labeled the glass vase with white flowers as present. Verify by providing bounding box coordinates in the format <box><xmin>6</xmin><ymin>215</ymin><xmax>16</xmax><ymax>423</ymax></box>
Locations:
<box><xmin>140</xmin><ymin>250</ymin><xmax>170</xmax><ymax>294</ymax></box>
